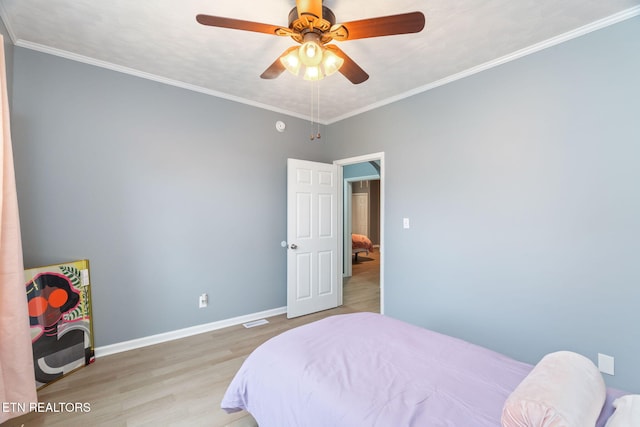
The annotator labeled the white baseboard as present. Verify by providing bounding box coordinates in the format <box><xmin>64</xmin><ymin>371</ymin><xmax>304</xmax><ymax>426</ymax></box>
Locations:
<box><xmin>94</xmin><ymin>306</ymin><xmax>287</xmax><ymax>358</ymax></box>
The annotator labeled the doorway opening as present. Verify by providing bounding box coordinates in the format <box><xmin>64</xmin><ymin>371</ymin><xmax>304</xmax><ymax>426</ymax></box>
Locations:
<box><xmin>334</xmin><ymin>153</ymin><xmax>384</xmax><ymax>314</ymax></box>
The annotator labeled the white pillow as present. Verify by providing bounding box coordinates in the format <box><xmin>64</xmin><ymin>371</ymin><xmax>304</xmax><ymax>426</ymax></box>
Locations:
<box><xmin>605</xmin><ymin>395</ymin><xmax>640</xmax><ymax>427</ymax></box>
<box><xmin>502</xmin><ymin>351</ymin><xmax>606</xmax><ymax>427</ymax></box>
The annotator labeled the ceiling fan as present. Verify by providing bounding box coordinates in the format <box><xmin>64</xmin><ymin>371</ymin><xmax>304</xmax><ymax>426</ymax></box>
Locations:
<box><xmin>196</xmin><ymin>0</ymin><xmax>425</xmax><ymax>84</ymax></box>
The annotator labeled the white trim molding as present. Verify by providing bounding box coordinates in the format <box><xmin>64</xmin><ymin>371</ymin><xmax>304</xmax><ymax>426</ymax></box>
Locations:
<box><xmin>12</xmin><ymin>40</ymin><xmax>323</xmax><ymax>124</ymax></box>
<box><xmin>326</xmin><ymin>5</ymin><xmax>640</xmax><ymax>124</ymax></box>
<box><xmin>95</xmin><ymin>306</ymin><xmax>286</xmax><ymax>358</ymax></box>
<box><xmin>5</xmin><ymin>6</ymin><xmax>638</xmax><ymax>125</ymax></box>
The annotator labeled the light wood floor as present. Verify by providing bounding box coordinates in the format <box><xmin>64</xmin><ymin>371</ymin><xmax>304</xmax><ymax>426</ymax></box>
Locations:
<box><xmin>5</xmin><ymin>251</ymin><xmax>380</xmax><ymax>427</ymax></box>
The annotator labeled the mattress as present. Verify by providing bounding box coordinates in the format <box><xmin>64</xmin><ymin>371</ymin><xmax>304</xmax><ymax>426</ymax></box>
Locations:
<box><xmin>221</xmin><ymin>312</ymin><xmax>624</xmax><ymax>427</ymax></box>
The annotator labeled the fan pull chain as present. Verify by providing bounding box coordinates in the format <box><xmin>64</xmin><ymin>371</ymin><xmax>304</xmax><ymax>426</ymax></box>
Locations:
<box><xmin>316</xmin><ymin>81</ymin><xmax>321</xmax><ymax>140</ymax></box>
<box><xmin>310</xmin><ymin>80</ymin><xmax>315</xmax><ymax>140</ymax></box>
<box><xmin>309</xmin><ymin>80</ymin><xmax>322</xmax><ymax>141</ymax></box>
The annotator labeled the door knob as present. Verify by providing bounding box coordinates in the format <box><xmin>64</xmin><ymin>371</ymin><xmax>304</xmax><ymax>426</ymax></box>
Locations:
<box><xmin>290</xmin><ymin>244</ymin><xmax>298</xmax><ymax>250</ymax></box>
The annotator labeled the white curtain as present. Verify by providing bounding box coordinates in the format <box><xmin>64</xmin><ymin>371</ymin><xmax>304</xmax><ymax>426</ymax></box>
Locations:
<box><xmin>0</xmin><ymin>34</ymin><xmax>37</xmax><ymax>423</ymax></box>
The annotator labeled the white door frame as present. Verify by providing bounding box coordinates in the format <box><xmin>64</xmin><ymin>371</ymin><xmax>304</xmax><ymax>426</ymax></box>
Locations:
<box><xmin>334</xmin><ymin>152</ymin><xmax>385</xmax><ymax>314</ymax></box>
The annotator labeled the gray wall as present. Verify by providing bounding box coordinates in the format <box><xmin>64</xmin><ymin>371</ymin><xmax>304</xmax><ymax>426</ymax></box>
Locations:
<box><xmin>9</xmin><ymin>12</ymin><xmax>640</xmax><ymax>392</ymax></box>
<box><xmin>328</xmin><ymin>16</ymin><xmax>640</xmax><ymax>392</ymax></box>
<box><xmin>0</xmin><ymin>17</ymin><xmax>13</xmax><ymax>102</ymax></box>
<box><xmin>11</xmin><ymin>48</ymin><xmax>330</xmax><ymax>347</ymax></box>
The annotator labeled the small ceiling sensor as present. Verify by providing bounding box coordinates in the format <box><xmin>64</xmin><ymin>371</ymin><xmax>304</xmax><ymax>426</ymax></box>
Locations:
<box><xmin>275</xmin><ymin>120</ymin><xmax>286</xmax><ymax>132</ymax></box>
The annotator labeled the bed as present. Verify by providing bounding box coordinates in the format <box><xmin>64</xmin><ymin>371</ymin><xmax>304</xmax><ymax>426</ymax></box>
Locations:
<box><xmin>352</xmin><ymin>233</ymin><xmax>374</xmax><ymax>261</ymax></box>
<box><xmin>222</xmin><ymin>312</ymin><xmax>627</xmax><ymax>427</ymax></box>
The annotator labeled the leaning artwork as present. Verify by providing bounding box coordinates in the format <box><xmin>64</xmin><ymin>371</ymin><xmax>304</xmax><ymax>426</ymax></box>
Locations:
<box><xmin>24</xmin><ymin>259</ymin><xmax>95</xmax><ymax>389</ymax></box>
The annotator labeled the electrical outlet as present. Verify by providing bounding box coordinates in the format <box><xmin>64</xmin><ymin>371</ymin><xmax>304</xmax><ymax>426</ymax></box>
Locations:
<box><xmin>199</xmin><ymin>293</ymin><xmax>208</xmax><ymax>309</ymax></box>
<box><xmin>598</xmin><ymin>353</ymin><xmax>614</xmax><ymax>375</ymax></box>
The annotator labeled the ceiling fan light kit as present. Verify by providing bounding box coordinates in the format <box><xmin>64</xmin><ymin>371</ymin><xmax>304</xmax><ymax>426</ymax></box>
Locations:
<box><xmin>196</xmin><ymin>0</ymin><xmax>425</xmax><ymax>84</ymax></box>
<box><xmin>280</xmin><ymin>38</ymin><xmax>345</xmax><ymax>81</ymax></box>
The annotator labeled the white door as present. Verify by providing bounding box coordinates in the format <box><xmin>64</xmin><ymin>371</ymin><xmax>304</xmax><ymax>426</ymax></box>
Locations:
<box><xmin>287</xmin><ymin>158</ymin><xmax>339</xmax><ymax>318</ymax></box>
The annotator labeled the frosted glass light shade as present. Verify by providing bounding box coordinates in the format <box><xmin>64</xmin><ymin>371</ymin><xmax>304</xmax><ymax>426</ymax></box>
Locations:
<box><xmin>279</xmin><ymin>43</ymin><xmax>344</xmax><ymax>81</ymax></box>
<box><xmin>299</xmin><ymin>41</ymin><xmax>323</xmax><ymax>67</ymax></box>
<box><xmin>303</xmin><ymin>66</ymin><xmax>321</xmax><ymax>81</ymax></box>
<box><xmin>321</xmin><ymin>49</ymin><xmax>344</xmax><ymax>76</ymax></box>
<box><xmin>280</xmin><ymin>49</ymin><xmax>301</xmax><ymax>75</ymax></box>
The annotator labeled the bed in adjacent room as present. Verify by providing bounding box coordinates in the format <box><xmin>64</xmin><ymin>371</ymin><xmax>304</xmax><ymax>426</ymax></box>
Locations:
<box><xmin>352</xmin><ymin>233</ymin><xmax>374</xmax><ymax>261</ymax></box>
<box><xmin>221</xmin><ymin>312</ymin><xmax>628</xmax><ymax>427</ymax></box>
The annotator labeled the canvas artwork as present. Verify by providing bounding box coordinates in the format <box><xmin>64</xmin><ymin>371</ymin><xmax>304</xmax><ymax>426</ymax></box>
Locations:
<box><xmin>24</xmin><ymin>259</ymin><xmax>95</xmax><ymax>389</ymax></box>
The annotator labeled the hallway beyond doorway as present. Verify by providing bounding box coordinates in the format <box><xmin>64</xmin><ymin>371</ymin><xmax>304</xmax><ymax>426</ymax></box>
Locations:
<box><xmin>343</xmin><ymin>248</ymin><xmax>380</xmax><ymax>313</ymax></box>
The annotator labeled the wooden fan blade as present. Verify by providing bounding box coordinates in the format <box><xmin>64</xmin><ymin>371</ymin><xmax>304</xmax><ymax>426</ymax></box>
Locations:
<box><xmin>331</xmin><ymin>11</ymin><xmax>425</xmax><ymax>41</ymax></box>
<box><xmin>260</xmin><ymin>47</ymin><xmax>297</xmax><ymax>80</ymax></box>
<box><xmin>325</xmin><ymin>45</ymin><xmax>369</xmax><ymax>84</ymax></box>
<box><xmin>196</xmin><ymin>14</ymin><xmax>287</xmax><ymax>36</ymax></box>
<box><xmin>296</xmin><ymin>0</ymin><xmax>323</xmax><ymax>20</ymax></box>
<box><xmin>260</xmin><ymin>59</ymin><xmax>286</xmax><ymax>80</ymax></box>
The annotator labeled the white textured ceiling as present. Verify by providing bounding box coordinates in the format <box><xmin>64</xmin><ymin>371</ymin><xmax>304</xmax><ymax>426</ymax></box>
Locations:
<box><xmin>1</xmin><ymin>0</ymin><xmax>639</xmax><ymax>123</ymax></box>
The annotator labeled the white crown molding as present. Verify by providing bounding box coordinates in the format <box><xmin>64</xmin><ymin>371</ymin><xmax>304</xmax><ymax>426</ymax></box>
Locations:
<box><xmin>94</xmin><ymin>306</ymin><xmax>286</xmax><ymax>358</ymax></box>
<box><xmin>8</xmin><ymin>5</ymin><xmax>640</xmax><ymax>125</ymax></box>
<box><xmin>14</xmin><ymin>40</ymin><xmax>323</xmax><ymax>123</ymax></box>
<box><xmin>0</xmin><ymin>2</ymin><xmax>18</xmax><ymax>44</ymax></box>
<box><xmin>325</xmin><ymin>5</ymin><xmax>640</xmax><ymax>124</ymax></box>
